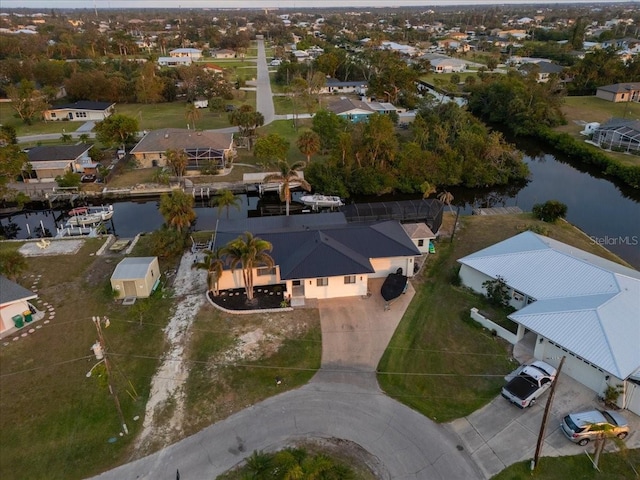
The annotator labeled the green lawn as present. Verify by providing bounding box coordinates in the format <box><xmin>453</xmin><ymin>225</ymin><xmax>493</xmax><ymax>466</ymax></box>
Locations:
<box><xmin>492</xmin><ymin>449</ymin><xmax>640</xmax><ymax>480</ymax></box>
<box><xmin>0</xmin><ymin>238</ymin><xmax>177</xmax><ymax>480</ymax></box>
<box><xmin>557</xmin><ymin>96</ymin><xmax>640</xmax><ymax>167</ymax></box>
<box><xmin>377</xmin><ymin>213</ymin><xmax>632</xmax><ymax>422</ymax></box>
<box><xmin>0</xmin><ymin>103</ymin><xmax>82</xmax><ymax>136</ymax></box>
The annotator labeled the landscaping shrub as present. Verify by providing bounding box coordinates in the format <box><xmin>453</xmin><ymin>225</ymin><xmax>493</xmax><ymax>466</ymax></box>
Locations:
<box><xmin>532</xmin><ymin>200</ymin><xmax>568</xmax><ymax>223</ymax></box>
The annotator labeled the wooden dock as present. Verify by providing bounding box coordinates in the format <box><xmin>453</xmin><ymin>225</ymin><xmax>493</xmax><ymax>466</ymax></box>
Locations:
<box><xmin>472</xmin><ymin>206</ymin><xmax>523</xmax><ymax>216</ymax></box>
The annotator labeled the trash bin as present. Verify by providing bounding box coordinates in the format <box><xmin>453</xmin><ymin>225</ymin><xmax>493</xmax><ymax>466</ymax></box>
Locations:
<box><xmin>23</xmin><ymin>310</ymin><xmax>33</xmax><ymax>323</ymax></box>
<box><xmin>12</xmin><ymin>314</ymin><xmax>24</xmax><ymax>329</ymax></box>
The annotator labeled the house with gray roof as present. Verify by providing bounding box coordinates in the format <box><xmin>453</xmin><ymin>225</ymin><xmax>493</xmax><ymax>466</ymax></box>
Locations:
<box><xmin>130</xmin><ymin>128</ymin><xmax>235</xmax><ymax>171</ymax></box>
<box><xmin>43</xmin><ymin>101</ymin><xmax>115</xmax><ymax>122</ymax></box>
<box><xmin>596</xmin><ymin>82</ymin><xmax>640</xmax><ymax>103</ymax></box>
<box><xmin>212</xmin><ymin>213</ymin><xmax>421</xmax><ymax>302</ymax></box>
<box><xmin>25</xmin><ymin>143</ymin><xmax>93</xmax><ymax>182</ymax></box>
<box><xmin>458</xmin><ymin>231</ymin><xmax>640</xmax><ymax>414</ymax></box>
<box><xmin>0</xmin><ymin>275</ymin><xmax>39</xmax><ymax>337</ymax></box>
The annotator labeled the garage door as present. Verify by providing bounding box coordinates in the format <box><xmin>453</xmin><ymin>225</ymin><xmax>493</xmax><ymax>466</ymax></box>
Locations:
<box><xmin>626</xmin><ymin>380</ymin><xmax>640</xmax><ymax>416</ymax></box>
<box><xmin>123</xmin><ymin>281</ymin><xmax>137</xmax><ymax>297</ymax></box>
<box><xmin>546</xmin><ymin>342</ymin><xmax>606</xmax><ymax>393</ymax></box>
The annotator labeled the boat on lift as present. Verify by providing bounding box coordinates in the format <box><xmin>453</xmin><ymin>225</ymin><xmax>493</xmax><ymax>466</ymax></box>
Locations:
<box><xmin>66</xmin><ymin>205</ymin><xmax>114</xmax><ymax>227</ymax></box>
<box><xmin>299</xmin><ymin>194</ymin><xmax>344</xmax><ymax>209</ymax></box>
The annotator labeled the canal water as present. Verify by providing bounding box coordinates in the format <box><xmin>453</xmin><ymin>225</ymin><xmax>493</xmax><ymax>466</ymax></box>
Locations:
<box><xmin>2</xmin><ymin>149</ymin><xmax>639</xmax><ymax>269</ymax></box>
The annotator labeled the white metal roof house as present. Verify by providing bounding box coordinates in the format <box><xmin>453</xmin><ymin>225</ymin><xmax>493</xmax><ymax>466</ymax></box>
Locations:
<box><xmin>110</xmin><ymin>257</ymin><xmax>160</xmax><ymax>299</ymax></box>
<box><xmin>458</xmin><ymin>231</ymin><xmax>640</xmax><ymax>415</ymax></box>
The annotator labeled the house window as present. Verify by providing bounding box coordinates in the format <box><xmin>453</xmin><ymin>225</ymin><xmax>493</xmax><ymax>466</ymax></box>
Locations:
<box><xmin>418</xmin><ymin>239</ymin><xmax>424</xmax><ymax>247</ymax></box>
<box><xmin>75</xmin><ymin>111</ymin><xmax>87</xmax><ymax>118</ymax></box>
<box><xmin>512</xmin><ymin>290</ymin><xmax>525</xmax><ymax>302</ymax></box>
<box><xmin>316</xmin><ymin>278</ymin><xmax>328</xmax><ymax>287</ymax></box>
<box><xmin>257</xmin><ymin>267</ymin><xmax>276</xmax><ymax>276</ymax></box>
<box><xmin>344</xmin><ymin>275</ymin><xmax>355</xmax><ymax>284</ymax></box>
<box><xmin>51</xmin><ymin>112</ymin><xmax>57</xmax><ymax>118</ymax></box>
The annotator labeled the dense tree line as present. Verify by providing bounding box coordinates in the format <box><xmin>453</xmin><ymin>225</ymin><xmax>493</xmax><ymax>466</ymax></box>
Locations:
<box><xmin>306</xmin><ymin>103</ymin><xmax>529</xmax><ymax>198</ymax></box>
<box><xmin>465</xmin><ymin>71</ymin><xmax>566</xmax><ymax>137</ymax></box>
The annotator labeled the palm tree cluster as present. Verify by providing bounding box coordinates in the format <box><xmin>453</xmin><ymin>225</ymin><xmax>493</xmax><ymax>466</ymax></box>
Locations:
<box><xmin>193</xmin><ymin>231</ymin><xmax>274</xmax><ymax>302</ymax></box>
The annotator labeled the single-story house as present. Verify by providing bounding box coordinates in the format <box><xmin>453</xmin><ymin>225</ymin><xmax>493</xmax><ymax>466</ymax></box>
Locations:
<box><xmin>458</xmin><ymin>231</ymin><xmax>640</xmax><ymax>415</ymax></box>
<box><xmin>430</xmin><ymin>58</ymin><xmax>467</xmax><ymax>73</ymax></box>
<box><xmin>320</xmin><ymin>78</ymin><xmax>368</xmax><ymax>95</ymax></box>
<box><xmin>129</xmin><ymin>128</ymin><xmax>235</xmax><ymax>172</ymax></box>
<box><xmin>212</xmin><ymin>49</ymin><xmax>235</xmax><ymax>59</ymax></box>
<box><xmin>326</xmin><ymin>98</ymin><xmax>398</xmax><ymax>122</ymax></box>
<box><xmin>43</xmin><ymin>101</ymin><xmax>115</xmax><ymax>122</ymax></box>
<box><xmin>591</xmin><ymin>118</ymin><xmax>640</xmax><ymax>154</ymax></box>
<box><xmin>519</xmin><ymin>60</ymin><xmax>564</xmax><ymax>83</ymax></box>
<box><xmin>169</xmin><ymin>47</ymin><xmax>202</xmax><ymax>59</ymax></box>
<box><xmin>0</xmin><ymin>276</ymin><xmax>38</xmax><ymax>337</ymax></box>
<box><xmin>402</xmin><ymin>222</ymin><xmax>436</xmax><ymax>254</ymax></box>
<box><xmin>158</xmin><ymin>56</ymin><xmax>192</xmax><ymax>67</ymax></box>
<box><xmin>110</xmin><ymin>257</ymin><xmax>160</xmax><ymax>299</ymax></box>
<box><xmin>24</xmin><ymin>144</ymin><xmax>92</xmax><ymax>182</ymax></box>
<box><xmin>326</xmin><ymin>97</ymin><xmax>376</xmax><ymax>122</ymax></box>
<box><xmin>595</xmin><ymin>82</ymin><xmax>640</xmax><ymax>103</ymax></box>
<box><xmin>212</xmin><ymin>213</ymin><xmax>421</xmax><ymax>302</ymax></box>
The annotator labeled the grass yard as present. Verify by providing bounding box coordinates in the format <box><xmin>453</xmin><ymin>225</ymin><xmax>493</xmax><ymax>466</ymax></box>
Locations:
<box><xmin>492</xmin><ymin>449</ymin><xmax>640</xmax><ymax>480</ymax></box>
<box><xmin>0</xmin><ymin>103</ymin><xmax>83</xmax><ymax>136</ymax></box>
<box><xmin>0</xmin><ymin>237</ymin><xmax>178</xmax><ymax>480</ymax></box>
<box><xmin>557</xmin><ymin>96</ymin><xmax>640</xmax><ymax>167</ymax></box>
<box><xmin>377</xmin><ymin>213</ymin><xmax>631</xmax><ymax>422</ymax></box>
<box><xmin>181</xmin><ymin>303</ymin><xmax>321</xmax><ymax>440</ymax></box>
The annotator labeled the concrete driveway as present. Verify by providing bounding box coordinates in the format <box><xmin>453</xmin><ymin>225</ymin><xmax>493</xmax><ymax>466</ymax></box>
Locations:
<box><xmin>318</xmin><ymin>277</ymin><xmax>414</xmax><ymax>371</ymax></box>
<box><xmin>449</xmin><ymin>373</ymin><xmax>640</xmax><ymax>479</ymax></box>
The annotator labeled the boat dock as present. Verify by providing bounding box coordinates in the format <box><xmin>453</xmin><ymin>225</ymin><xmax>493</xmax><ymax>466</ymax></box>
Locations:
<box><xmin>472</xmin><ymin>207</ymin><xmax>523</xmax><ymax>216</ymax></box>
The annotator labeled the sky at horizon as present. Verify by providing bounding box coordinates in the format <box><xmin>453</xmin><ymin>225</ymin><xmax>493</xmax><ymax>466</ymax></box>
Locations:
<box><xmin>1</xmin><ymin>0</ymin><xmax>637</xmax><ymax>11</ymax></box>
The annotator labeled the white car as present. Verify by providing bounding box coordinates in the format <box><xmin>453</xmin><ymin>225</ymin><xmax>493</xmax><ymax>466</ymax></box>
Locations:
<box><xmin>270</xmin><ymin>59</ymin><xmax>282</xmax><ymax>66</ymax></box>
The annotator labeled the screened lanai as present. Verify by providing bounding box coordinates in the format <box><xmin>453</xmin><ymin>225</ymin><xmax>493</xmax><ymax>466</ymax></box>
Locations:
<box><xmin>592</xmin><ymin>119</ymin><xmax>640</xmax><ymax>153</ymax></box>
<box><xmin>341</xmin><ymin>199</ymin><xmax>444</xmax><ymax>233</ymax></box>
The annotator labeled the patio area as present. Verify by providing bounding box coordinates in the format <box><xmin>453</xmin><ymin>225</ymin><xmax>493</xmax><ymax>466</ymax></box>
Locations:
<box><xmin>208</xmin><ymin>284</ymin><xmax>286</xmax><ymax>311</ymax></box>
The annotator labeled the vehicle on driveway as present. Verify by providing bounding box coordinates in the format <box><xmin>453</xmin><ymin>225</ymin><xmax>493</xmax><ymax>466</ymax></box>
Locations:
<box><xmin>501</xmin><ymin>360</ymin><xmax>557</xmax><ymax>408</ymax></box>
<box><xmin>561</xmin><ymin>409</ymin><xmax>630</xmax><ymax>446</ymax></box>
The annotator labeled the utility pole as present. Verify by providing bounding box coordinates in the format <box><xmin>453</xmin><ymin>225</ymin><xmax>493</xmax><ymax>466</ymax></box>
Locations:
<box><xmin>532</xmin><ymin>356</ymin><xmax>565</xmax><ymax>470</ymax></box>
<box><xmin>92</xmin><ymin>316</ymin><xmax>129</xmax><ymax>435</ymax></box>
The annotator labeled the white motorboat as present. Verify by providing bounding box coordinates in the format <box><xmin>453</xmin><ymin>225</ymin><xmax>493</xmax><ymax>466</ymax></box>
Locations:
<box><xmin>66</xmin><ymin>205</ymin><xmax>114</xmax><ymax>227</ymax></box>
<box><xmin>300</xmin><ymin>194</ymin><xmax>344</xmax><ymax>209</ymax></box>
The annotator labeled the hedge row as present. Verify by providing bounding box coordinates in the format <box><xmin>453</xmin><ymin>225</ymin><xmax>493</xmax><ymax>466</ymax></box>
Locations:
<box><xmin>535</xmin><ymin>127</ymin><xmax>640</xmax><ymax>189</ymax></box>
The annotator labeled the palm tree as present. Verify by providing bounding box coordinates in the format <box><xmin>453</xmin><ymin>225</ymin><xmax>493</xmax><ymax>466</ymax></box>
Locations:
<box><xmin>296</xmin><ymin>130</ymin><xmax>320</xmax><ymax>165</ymax></box>
<box><xmin>421</xmin><ymin>181</ymin><xmax>436</xmax><ymax>199</ymax></box>
<box><xmin>158</xmin><ymin>190</ymin><xmax>196</xmax><ymax>232</ymax></box>
<box><xmin>437</xmin><ymin>190</ymin><xmax>455</xmax><ymax>213</ymax></box>
<box><xmin>263</xmin><ymin>160</ymin><xmax>311</xmax><ymax>216</ymax></box>
<box><xmin>185</xmin><ymin>103</ymin><xmax>201</xmax><ymax>130</ymax></box>
<box><xmin>192</xmin><ymin>248</ymin><xmax>225</xmax><ymax>296</ymax></box>
<box><xmin>221</xmin><ymin>232</ymin><xmax>274</xmax><ymax>302</ymax></box>
<box><xmin>210</xmin><ymin>189</ymin><xmax>240</xmax><ymax>219</ymax></box>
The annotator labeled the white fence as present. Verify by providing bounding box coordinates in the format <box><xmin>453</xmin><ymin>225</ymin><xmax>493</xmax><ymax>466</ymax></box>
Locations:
<box><xmin>470</xmin><ymin>307</ymin><xmax>518</xmax><ymax>344</ymax></box>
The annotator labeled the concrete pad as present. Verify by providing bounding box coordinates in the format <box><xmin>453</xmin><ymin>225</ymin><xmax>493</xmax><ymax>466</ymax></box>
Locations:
<box><xmin>19</xmin><ymin>239</ymin><xmax>84</xmax><ymax>256</ymax></box>
<box><xmin>487</xmin><ymin>421</ymin><xmax>537</xmax><ymax>465</ymax></box>
<box><xmin>470</xmin><ymin>443</ymin><xmax>505</xmax><ymax>479</ymax></box>
<box><xmin>448</xmin><ymin>418</ymin><xmax>486</xmax><ymax>454</ymax></box>
<box><xmin>317</xmin><ymin>278</ymin><xmax>415</xmax><ymax>371</ymax></box>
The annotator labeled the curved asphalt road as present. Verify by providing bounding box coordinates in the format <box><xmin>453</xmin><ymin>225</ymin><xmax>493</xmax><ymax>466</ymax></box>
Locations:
<box><xmin>91</xmin><ymin>376</ymin><xmax>479</xmax><ymax>480</ymax></box>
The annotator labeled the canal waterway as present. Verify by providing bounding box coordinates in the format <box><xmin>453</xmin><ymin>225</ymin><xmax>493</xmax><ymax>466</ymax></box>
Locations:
<box><xmin>2</xmin><ymin>149</ymin><xmax>639</xmax><ymax>269</ymax></box>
